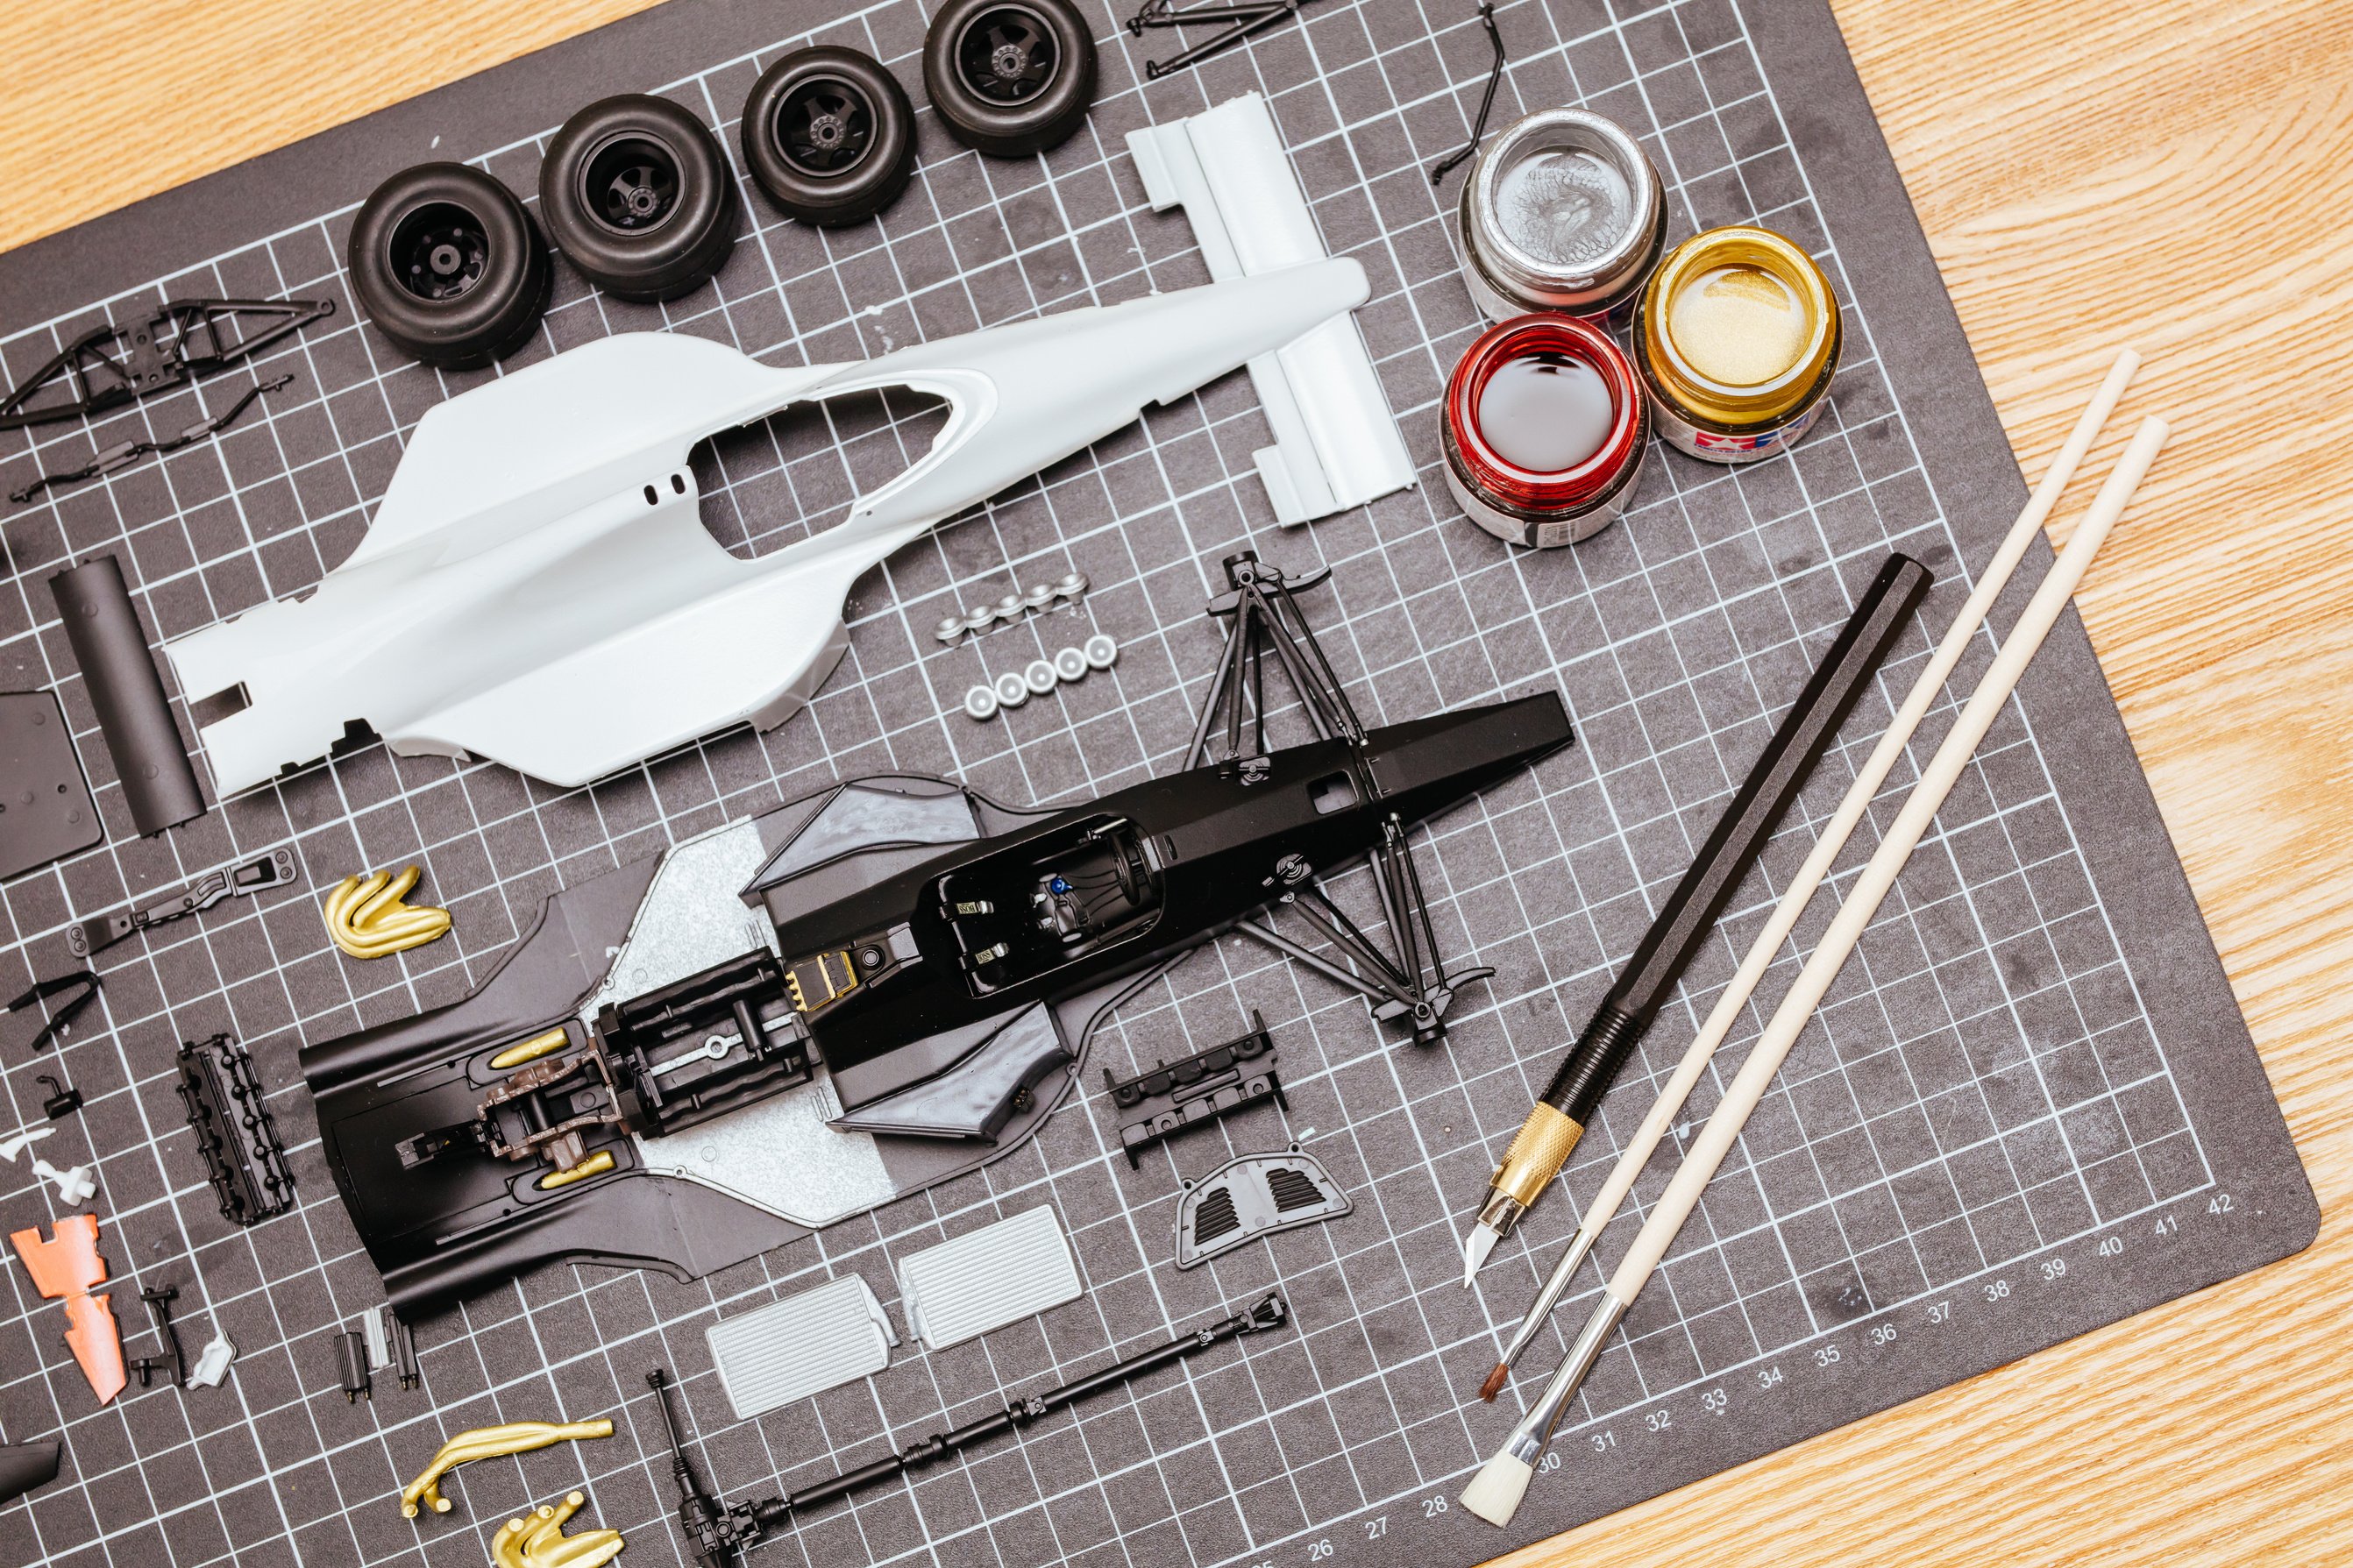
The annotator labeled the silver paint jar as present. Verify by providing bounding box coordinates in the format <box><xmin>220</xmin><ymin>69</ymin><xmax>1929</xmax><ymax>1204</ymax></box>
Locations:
<box><xmin>1456</xmin><ymin>108</ymin><xmax>1666</xmax><ymax>323</ymax></box>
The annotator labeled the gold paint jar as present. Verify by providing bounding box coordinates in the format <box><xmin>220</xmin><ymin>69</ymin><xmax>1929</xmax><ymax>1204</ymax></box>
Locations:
<box><xmin>1633</xmin><ymin>225</ymin><xmax>1840</xmax><ymax>464</ymax></box>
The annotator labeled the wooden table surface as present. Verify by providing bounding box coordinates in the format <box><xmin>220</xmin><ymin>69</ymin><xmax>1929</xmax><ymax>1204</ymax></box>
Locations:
<box><xmin>4</xmin><ymin>1</ymin><xmax>2348</xmax><ymax>1564</ymax></box>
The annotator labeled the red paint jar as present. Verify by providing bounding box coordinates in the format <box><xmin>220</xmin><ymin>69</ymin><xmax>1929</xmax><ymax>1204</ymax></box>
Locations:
<box><xmin>1442</xmin><ymin>314</ymin><xmax>1647</xmax><ymax>548</ymax></box>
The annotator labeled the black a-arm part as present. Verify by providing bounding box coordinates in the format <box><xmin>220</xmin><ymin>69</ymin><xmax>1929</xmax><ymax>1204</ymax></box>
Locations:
<box><xmin>0</xmin><ymin>297</ymin><xmax>332</xmax><ymax>429</ymax></box>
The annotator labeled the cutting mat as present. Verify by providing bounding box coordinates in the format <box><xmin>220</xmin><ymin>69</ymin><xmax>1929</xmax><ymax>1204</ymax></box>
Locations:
<box><xmin>0</xmin><ymin>1</ymin><xmax>2315</xmax><ymax>1566</ymax></box>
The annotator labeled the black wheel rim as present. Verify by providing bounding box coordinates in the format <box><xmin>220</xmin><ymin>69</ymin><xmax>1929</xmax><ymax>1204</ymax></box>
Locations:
<box><xmin>778</xmin><ymin>76</ymin><xmax>877</xmax><ymax>175</ymax></box>
<box><xmin>580</xmin><ymin>134</ymin><xmax>682</xmax><ymax>234</ymax></box>
<box><xmin>956</xmin><ymin>6</ymin><xmax>1058</xmax><ymax>106</ymax></box>
<box><xmin>387</xmin><ymin>202</ymin><xmax>491</xmax><ymax>302</ymax></box>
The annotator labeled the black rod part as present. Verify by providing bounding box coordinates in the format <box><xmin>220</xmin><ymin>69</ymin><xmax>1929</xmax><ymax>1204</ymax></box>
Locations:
<box><xmin>1539</xmin><ymin>552</ymin><xmax>1934</xmax><ymax>1125</ymax></box>
<box><xmin>786</xmin><ymin>1293</ymin><xmax>1288</xmax><ymax>1517</ymax></box>
<box><xmin>49</xmin><ymin>555</ymin><xmax>204</xmax><ymax>835</ymax></box>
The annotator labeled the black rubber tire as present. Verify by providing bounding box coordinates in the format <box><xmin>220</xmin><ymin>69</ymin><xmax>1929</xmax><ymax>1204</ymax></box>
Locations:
<box><xmin>923</xmin><ymin>0</ymin><xmax>1097</xmax><ymax>158</ymax></box>
<box><xmin>539</xmin><ymin>95</ymin><xmax>740</xmax><ymax>302</ymax></box>
<box><xmin>741</xmin><ymin>46</ymin><xmax>918</xmax><ymax>226</ymax></box>
<box><xmin>349</xmin><ymin>163</ymin><xmax>551</xmax><ymax>370</ymax></box>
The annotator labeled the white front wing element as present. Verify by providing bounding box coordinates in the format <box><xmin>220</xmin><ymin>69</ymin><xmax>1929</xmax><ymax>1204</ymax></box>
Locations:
<box><xmin>1128</xmin><ymin>93</ymin><xmax>1416</xmax><ymax>526</ymax></box>
<box><xmin>164</xmin><ymin>260</ymin><xmax>1368</xmax><ymax>794</ymax></box>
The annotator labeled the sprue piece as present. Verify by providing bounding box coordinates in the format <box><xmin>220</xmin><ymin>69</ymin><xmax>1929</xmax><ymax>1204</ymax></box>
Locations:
<box><xmin>934</xmin><ymin>570</ymin><xmax>1089</xmax><ymax>642</ymax></box>
<box><xmin>491</xmin><ymin>1491</ymin><xmax>625</xmax><ymax>1568</ymax></box>
<box><xmin>401</xmin><ymin>1418</ymin><xmax>616</xmax><ymax>1517</ymax></box>
<box><xmin>164</xmin><ymin>265</ymin><xmax>1368</xmax><ymax>797</ymax></box>
<box><xmin>321</xmin><ymin>865</ymin><xmax>451</xmax><ymax>960</ymax></box>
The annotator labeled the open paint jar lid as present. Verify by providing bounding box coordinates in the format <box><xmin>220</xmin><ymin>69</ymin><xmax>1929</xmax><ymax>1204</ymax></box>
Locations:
<box><xmin>1637</xmin><ymin>225</ymin><xmax>1839</xmax><ymax>429</ymax></box>
<box><xmin>1443</xmin><ymin>314</ymin><xmax>1647</xmax><ymax>548</ymax></box>
<box><xmin>1458</xmin><ymin>108</ymin><xmax>1666</xmax><ymax>322</ymax></box>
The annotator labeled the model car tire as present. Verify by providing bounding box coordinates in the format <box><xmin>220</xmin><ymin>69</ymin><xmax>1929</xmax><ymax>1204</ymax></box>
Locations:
<box><xmin>349</xmin><ymin>163</ymin><xmax>551</xmax><ymax>370</ymax></box>
<box><xmin>539</xmin><ymin>94</ymin><xmax>740</xmax><ymax>302</ymax></box>
<box><xmin>922</xmin><ymin>0</ymin><xmax>1097</xmax><ymax>158</ymax></box>
<box><xmin>741</xmin><ymin>46</ymin><xmax>918</xmax><ymax>226</ymax></box>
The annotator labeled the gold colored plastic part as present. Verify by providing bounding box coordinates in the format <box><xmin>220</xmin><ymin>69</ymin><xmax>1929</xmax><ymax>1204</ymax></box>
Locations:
<box><xmin>322</xmin><ymin>865</ymin><xmax>453</xmax><ymax>960</ymax></box>
<box><xmin>490</xmin><ymin>1490</ymin><xmax>626</xmax><ymax>1568</ymax></box>
<box><xmin>1637</xmin><ymin>224</ymin><xmax>1839</xmax><ymax>427</ymax></box>
<box><xmin>1489</xmin><ymin>1103</ymin><xmax>1585</xmax><ymax>1209</ymax></box>
<box><xmin>785</xmin><ymin>950</ymin><xmax>857</xmax><ymax>1012</ymax></box>
<box><xmin>537</xmin><ymin>1150</ymin><xmax>615</xmax><ymax>1190</ymax></box>
<box><xmin>400</xmin><ymin>1419</ymin><xmax>615</xmax><ymax>1518</ymax></box>
<box><xmin>490</xmin><ymin>1028</ymin><xmax>572</xmax><ymax>1071</ymax></box>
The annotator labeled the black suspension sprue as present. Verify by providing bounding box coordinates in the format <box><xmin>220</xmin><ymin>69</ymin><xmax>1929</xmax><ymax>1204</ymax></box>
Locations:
<box><xmin>650</xmin><ymin>1294</ymin><xmax>1289</xmax><ymax>1567</ymax></box>
<box><xmin>1192</xmin><ymin>550</ymin><xmax>1493</xmax><ymax>1047</ymax></box>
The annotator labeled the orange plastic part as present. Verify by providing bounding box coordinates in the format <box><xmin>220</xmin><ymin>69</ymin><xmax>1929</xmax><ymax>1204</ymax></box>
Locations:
<box><xmin>10</xmin><ymin>1214</ymin><xmax>125</xmax><ymax>1404</ymax></box>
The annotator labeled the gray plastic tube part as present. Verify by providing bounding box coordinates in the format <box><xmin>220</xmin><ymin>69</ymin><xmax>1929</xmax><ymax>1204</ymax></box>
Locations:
<box><xmin>50</xmin><ymin>555</ymin><xmax>204</xmax><ymax>835</ymax></box>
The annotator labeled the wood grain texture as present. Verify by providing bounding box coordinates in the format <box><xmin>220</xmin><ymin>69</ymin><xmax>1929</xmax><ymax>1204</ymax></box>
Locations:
<box><xmin>1</xmin><ymin>1</ymin><xmax>2345</xmax><ymax>1564</ymax></box>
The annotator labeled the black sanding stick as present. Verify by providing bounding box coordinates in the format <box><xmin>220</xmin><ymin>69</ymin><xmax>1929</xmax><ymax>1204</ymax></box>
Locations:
<box><xmin>49</xmin><ymin>554</ymin><xmax>204</xmax><ymax>835</ymax></box>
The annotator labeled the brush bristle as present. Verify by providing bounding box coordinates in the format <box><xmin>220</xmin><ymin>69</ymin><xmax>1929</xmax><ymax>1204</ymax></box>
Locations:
<box><xmin>1477</xmin><ymin>1363</ymin><xmax>1509</xmax><ymax>1402</ymax></box>
<box><xmin>1458</xmin><ymin>1450</ymin><xmax>1533</xmax><ymax>1528</ymax></box>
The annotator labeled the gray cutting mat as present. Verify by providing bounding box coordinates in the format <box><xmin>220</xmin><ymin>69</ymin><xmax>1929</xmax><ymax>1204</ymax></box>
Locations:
<box><xmin>0</xmin><ymin>1</ymin><xmax>2315</xmax><ymax>1565</ymax></box>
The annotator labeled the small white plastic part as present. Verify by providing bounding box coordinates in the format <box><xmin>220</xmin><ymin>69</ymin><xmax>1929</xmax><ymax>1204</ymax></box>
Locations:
<box><xmin>963</xmin><ymin>684</ymin><xmax>999</xmax><ymax>721</ymax></box>
<box><xmin>1129</xmin><ymin>93</ymin><xmax>1415</xmax><ymax>526</ymax></box>
<box><xmin>1083</xmin><ymin>634</ymin><xmax>1119</xmax><ymax>670</ymax></box>
<box><xmin>898</xmin><ymin>1206</ymin><xmax>1082</xmax><ymax>1352</ymax></box>
<box><xmin>164</xmin><ymin>263</ymin><xmax>1368</xmax><ymax>794</ymax></box>
<box><xmin>992</xmin><ymin>670</ymin><xmax>1030</xmax><ymax>709</ymax></box>
<box><xmin>1053</xmin><ymin>646</ymin><xmax>1089</xmax><ymax>682</ymax></box>
<box><xmin>188</xmin><ymin>1331</ymin><xmax>236</xmax><ymax>1388</ymax></box>
<box><xmin>1022</xmin><ymin>658</ymin><xmax>1058</xmax><ymax>695</ymax></box>
<box><xmin>34</xmin><ymin>1160</ymin><xmax>93</xmax><ymax>1205</ymax></box>
<box><xmin>707</xmin><ymin>1274</ymin><xmax>897</xmax><ymax>1419</ymax></box>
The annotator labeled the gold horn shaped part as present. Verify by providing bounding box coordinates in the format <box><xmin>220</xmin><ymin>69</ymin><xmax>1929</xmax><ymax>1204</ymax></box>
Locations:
<box><xmin>491</xmin><ymin>1027</ymin><xmax>572</xmax><ymax>1071</ymax></box>
<box><xmin>537</xmin><ymin>1150</ymin><xmax>615</xmax><ymax>1190</ymax></box>
<box><xmin>323</xmin><ymin>865</ymin><xmax>452</xmax><ymax>960</ymax></box>
<box><xmin>399</xmin><ymin>1419</ymin><xmax>615</xmax><ymax>1518</ymax></box>
<box><xmin>490</xmin><ymin>1491</ymin><xmax>626</xmax><ymax>1568</ymax></box>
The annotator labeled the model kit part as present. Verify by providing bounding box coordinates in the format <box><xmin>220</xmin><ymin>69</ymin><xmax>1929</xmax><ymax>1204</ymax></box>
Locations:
<box><xmin>49</xmin><ymin>555</ymin><xmax>204</xmax><ymax>836</ymax></box>
<box><xmin>68</xmin><ymin>848</ymin><xmax>299</xmax><ymax>959</ymax></box>
<box><xmin>175</xmin><ymin>1033</ymin><xmax>296</xmax><ymax>1226</ymax></box>
<box><xmin>492</xmin><ymin>1491</ymin><xmax>626</xmax><ymax>1568</ymax></box>
<box><xmin>165</xmin><ymin>261</ymin><xmax>1368</xmax><ymax>796</ymax></box>
<box><xmin>1175</xmin><ymin>1146</ymin><xmax>1350</xmax><ymax>1268</ymax></box>
<box><xmin>9</xmin><ymin>1214</ymin><xmax>125</xmax><ymax>1404</ymax></box>
<box><xmin>650</xmin><ymin>1295</ymin><xmax>1289</xmax><ymax>1565</ymax></box>
<box><xmin>188</xmin><ymin>1330</ymin><xmax>236</xmax><ymax>1387</ymax></box>
<box><xmin>1128</xmin><ymin>94</ymin><xmax>1413</xmax><ymax>526</ymax></box>
<box><xmin>10</xmin><ymin>374</ymin><xmax>293</xmax><ymax>506</ymax></box>
<box><xmin>897</xmin><ymin>1205</ymin><xmax>1080</xmax><ymax>1351</ymax></box>
<box><xmin>0</xmin><ymin>297</ymin><xmax>331</xmax><ymax>430</ymax></box>
<box><xmin>322</xmin><ymin>865</ymin><xmax>451</xmax><ymax>959</ymax></box>
<box><xmin>0</xmin><ymin>1125</ymin><xmax>96</xmax><ymax>1203</ymax></box>
<box><xmin>707</xmin><ymin>1274</ymin><xmax>896</xmax><ymax>1419</ymax></box>
<box><xmin>2</xmin><ymin>971</ymin><xmax>100</xmax><ymax>1054</ymax></box>
<box><xmin>1103</xmin><ymin>1011</ymin><xmax>1283</xmax><ymax>1167</ymax></box>
<box><xmin>401</xmin><ymin>1418</ymin><xmax>615</xmax><ymax>1517</ymax></box>
<box><xmin>0</xmin><ymin>1440</ymin><xmax>61</xmax><ymax>1504</ymax></box>
<box><xmin>0</xmin><ymin>691</ymin><xmax>102</xmax><ymax>879</ymax></box>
